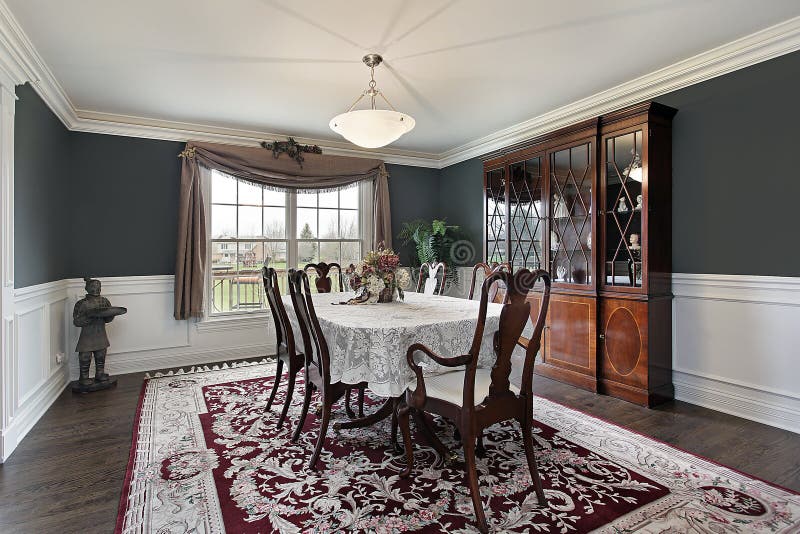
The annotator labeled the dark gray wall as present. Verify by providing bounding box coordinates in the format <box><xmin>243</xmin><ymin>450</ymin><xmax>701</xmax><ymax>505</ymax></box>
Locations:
<box><xmin>656</xmin><ymin>50</ymin><xmax>800</xmax><ymax>277</ymax></box>
<box><xmin>14</xmin><ymin>83</ymin><xmax>72</xmax><ymax>287</ymax></box>
<box><xmin>438</xmin><ymin>157</ymin><xmax>484</xmax><ymax>265</ymax></box>
<box><xmin>438</xmin><ymin>50</ymin><xmax>800</xmax><ymax>277</ymax></box>
<box><xmin>69</xmin><ymin>133</ymin><xmax>183</xmax><ymax>279</ymax></box>
<box><xmin>386</xmin><ymin>163</ymin><xmax>441</xmax><ymax>264</ymax></box>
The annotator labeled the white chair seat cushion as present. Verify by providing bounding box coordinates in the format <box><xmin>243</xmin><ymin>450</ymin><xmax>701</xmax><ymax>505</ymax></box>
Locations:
<box><xmin>421</xmin><ymin>368</ymin><xmax>520</xmax><ymax>407</ymax></box>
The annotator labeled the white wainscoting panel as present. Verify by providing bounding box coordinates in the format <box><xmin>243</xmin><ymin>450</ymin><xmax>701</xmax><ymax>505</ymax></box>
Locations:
<box><xmin>2</xmin><ymin>280</ymin><xmax>70</xmax><ymax>461</ymax></box>
<box><xmin>672</xmin><ymin>273</ymin><xmax>800</xmax><ymax>434</ymax></box>
<box><xmin>65</xmin><ymin>275</ymin><xmax>273</xmax><ymax>379</ymax></box>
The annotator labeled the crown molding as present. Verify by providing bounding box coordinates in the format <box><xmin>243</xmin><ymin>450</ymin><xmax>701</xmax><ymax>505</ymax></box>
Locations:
<box><xmin>1</xmin><ymin>0</ymin><xmax>799</xmax><ymax>170</ymax></box>
<box><xmin>438</xmin><ymin>15</ymin><xmax>800</xmax><ymax>168</ymax></box>
<box><xmin>69</xmin><ymin>108</ymin><xmax>442</xmax><ymax>167</ymax></box>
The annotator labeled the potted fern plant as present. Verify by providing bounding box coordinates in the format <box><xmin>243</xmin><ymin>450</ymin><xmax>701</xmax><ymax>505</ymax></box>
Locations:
<box><xmin>398</xmin><ymin>219</ymin><xmax>469</xmax><ymax>288</ymax></box>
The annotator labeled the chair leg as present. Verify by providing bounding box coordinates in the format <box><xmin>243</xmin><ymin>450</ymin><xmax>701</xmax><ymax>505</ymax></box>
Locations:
<box><xmin>309</xmin><ymin>397</ymin><xmax>332</xmax><ymax>471</ymax></box>
<box><xmin>277</xmin><ymin>367</ymin><xmax>297</xmax><ymax>430</ymax></box>
<box><xmin>357</xmin><ymin>387</ymin><xmax>365</xmax><ymax>418</ymax></box>
<box><xmin>344</xmin><ymin>388</ymin><xmax>356</xmax><ymax>419</ymax></box>
<box><xmin>411</xmin><ymin>410</ymin><xmax>449</xmax><ymax>461</ymax></box>
<box><xmin>266</xmin><ymin>358</ymin><xmax>284</xmax><ymax>411</ymax></box>
<box><xmin>463</xmin><ymin>427</ymin><xmax>489</xmax><ymax>533</ymax></box>
<box><xmin>398</xmin><ymin>404</ymin><xmax>414</xmax><ymax>478</ymax></box>
<box><xmin>476</xmin><ymin>431</ymin><xmax>486</xmax><ymax>457</ymax></box>
<box><xmin>521</xmin><ymin>417</ymin><xmax>546</xmax><ymax>506</ymax></box>
<box><xmin>292</xmin><ymin>380</ymin><xmax>313</xmax><ymax>443</ymax></box>
<box><xmin>521</xmin><ymin>417</ymin><xmax>546</xmax><ymax>505</ymax></box>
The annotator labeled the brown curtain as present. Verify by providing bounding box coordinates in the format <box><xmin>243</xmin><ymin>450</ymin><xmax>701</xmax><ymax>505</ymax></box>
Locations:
<box><xmin>174</xmin><ymin>141</ymin><xmax>391</xmax><ymax>319</ymax></box>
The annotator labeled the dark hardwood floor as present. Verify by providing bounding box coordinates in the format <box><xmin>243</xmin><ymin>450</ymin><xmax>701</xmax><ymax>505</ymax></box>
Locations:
<box><xmin>1</xmin><ymin>366</ymin><xmax>798</xmax><ymax>534</ymax></box>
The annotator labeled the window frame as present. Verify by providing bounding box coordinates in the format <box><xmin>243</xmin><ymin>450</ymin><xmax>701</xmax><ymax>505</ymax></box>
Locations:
<box><xmin>202</xmin><ymin>168</ymin><xmax>373</xmax><ymax>319</ymax></box>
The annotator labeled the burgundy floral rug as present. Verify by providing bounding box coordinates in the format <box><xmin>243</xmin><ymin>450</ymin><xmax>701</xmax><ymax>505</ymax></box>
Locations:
<box><xmin>116</xmin><ymin>362</ymin><xmax>799</xmax><ymax>533</ymax></box>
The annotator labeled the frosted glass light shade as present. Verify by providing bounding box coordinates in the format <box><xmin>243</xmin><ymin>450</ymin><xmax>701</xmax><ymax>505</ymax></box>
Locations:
<box><xmin>330</xmin><ymin>109</ymin><xmax>415</xmax><ymax>149</ymax></box>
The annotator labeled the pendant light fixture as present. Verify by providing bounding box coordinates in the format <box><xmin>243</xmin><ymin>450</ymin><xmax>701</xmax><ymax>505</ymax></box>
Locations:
<box><xmin>329</xmin><ymin>54</ymin><xmax>415</xmax><ymax>149</ymax></box>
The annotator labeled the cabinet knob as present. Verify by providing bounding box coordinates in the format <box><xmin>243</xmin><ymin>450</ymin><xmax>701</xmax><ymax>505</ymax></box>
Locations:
<box><xmin>598</xmin><ymin>333</ymin><xmax>605</xmax><ymax>340</ymax></box>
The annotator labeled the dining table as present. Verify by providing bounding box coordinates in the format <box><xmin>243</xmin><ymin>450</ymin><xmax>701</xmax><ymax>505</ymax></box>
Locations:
<box><xmin>281</xmin><ymin>291</ymin><xmax>506</xmax><ymax>397</ymax></box>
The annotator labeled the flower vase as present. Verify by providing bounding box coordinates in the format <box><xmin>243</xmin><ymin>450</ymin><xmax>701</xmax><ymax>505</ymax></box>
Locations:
<box><xmin>377</xmin><ymin>282</ymin><xmax>398</xmax><ymax>303</ymax></box>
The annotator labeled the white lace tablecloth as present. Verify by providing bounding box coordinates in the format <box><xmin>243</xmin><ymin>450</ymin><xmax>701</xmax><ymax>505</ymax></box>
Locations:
<box><xmin>281</xmin><ymin>292</ymin><xmax>504</xmax><ymax>397</ymax></box>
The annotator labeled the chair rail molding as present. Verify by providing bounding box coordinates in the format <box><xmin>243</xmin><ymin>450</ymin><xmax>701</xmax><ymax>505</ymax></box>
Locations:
<box><xmin>671</xmin><ymin>273</ymin><xmax>800</xmax><ymax>434</ymax></box>
<box><xmin>1</xmin><ymin>1</ymin><xmax>800</xmax><ymax>168</ymax></box>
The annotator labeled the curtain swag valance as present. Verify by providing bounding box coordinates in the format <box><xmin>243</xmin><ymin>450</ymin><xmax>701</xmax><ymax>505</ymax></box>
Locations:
<box><xmin>174</xmin><ymin>141</ymin><xmax>392</xmax><ymax>319</ymax></box>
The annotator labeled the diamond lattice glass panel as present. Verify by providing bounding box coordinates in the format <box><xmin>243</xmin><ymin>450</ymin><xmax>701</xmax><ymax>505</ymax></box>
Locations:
<box><xmin>549</xmin><ymin>143</ymin><xmax>592</xmax><ymax>284</ymax></box>
<box><xmin>485</xmin><ymin>168</ymin><xmax>506</xmax><ymax>263</ymax></box>
<box><xmin>604</xmin><ymin>130</ymin><xmax>643</xmax><ymax>287</ymax></box>
<box><xmin>509</xmin><ymin>157</ymin><xmax>544</xmax><ymax>270</ymax></box>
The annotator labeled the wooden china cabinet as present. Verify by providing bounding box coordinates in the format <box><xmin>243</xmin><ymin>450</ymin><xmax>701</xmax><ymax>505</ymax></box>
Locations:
<box><xmin>483</xmin><ymin>102</ymin><xmax>677</xmax><ymax>407</ymax></box>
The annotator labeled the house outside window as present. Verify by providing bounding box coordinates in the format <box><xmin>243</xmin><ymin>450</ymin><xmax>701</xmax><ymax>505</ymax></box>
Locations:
<box><xmin>207</xmin><ymin>170</ymin><xmax>370</xmax><ymax>315</ymax></box>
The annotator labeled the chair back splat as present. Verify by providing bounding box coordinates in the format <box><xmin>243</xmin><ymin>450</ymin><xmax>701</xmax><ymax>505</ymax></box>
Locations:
<box><xmin>416</xmin><ymin>262</ymin><xmax>447</xmax><ymax>296</ymax></box>
<box><xmin>304</xmin><ymin>262</ymin><xmax>343</xmax><ymax>293</ymax></box>
<box><xmin>262</xmin><ymin>267</ymin><xmax>294</xmax><ymax>355</ymax></box>
<box><xmin>288</xmin><ymin>269</ymin><xmax>330</xmax><ymax>381</ymax></box>
<box><xmin>468</xmin><ymin>262</ymin><xmax>512</xmax><ymax>303</ymax></box>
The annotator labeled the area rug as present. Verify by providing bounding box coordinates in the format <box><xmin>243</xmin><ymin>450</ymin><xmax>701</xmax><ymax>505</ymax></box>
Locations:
<box><xmin>116</xmin><ymin>362</ymin><xmax>800</xmax><ymax>533</ymax></box>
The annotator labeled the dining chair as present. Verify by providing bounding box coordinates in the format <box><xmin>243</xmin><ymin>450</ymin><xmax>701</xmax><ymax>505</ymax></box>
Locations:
<box><xmin>261</xmin><ymin>267</ymin><xmax>305</xmax><ymax>432</ymax></box>
<box><xmin>288</xmin><ymin>269</ymin><xmax>370</xmax><ymax>471</ymax></box>
<box><xmin>468</xmin><ymin>262</ymin><xmax>512</xmax><ymax>303</ymax></box>
<box><xmin>304</xmin><ymin>261</ymin><xmax>364</xmax><ymax>418</ymax></box>
<box><xmin>397</xmin><ymin>268</ymin><xmax>552</xmax><ymax>533</ymax></box>
<box><xmin>304</xmin><ymin>262</ymin><xmax>344</xmax><ymax>293</ymax></box>
<box><xmin>416</xmin><ymin>262</ymin><xmax>446</xmax><ymax>295</ymax></box>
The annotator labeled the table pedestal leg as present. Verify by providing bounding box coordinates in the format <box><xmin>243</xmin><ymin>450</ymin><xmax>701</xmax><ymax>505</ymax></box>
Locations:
<box><xmin>333</xmin><ymin>396</ymin><xmax>402</xmax><ymax>452</ymax></box>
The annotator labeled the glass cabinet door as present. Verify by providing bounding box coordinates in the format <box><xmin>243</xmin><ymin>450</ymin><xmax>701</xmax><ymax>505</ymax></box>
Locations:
<box><xmin>604</xmin><ymin>130</ymin><xmax>644</xmax><ymax>288</ymax></box>
<box><xmin>485</xmin><ymin>167</ymin><xmax>507</xmax><ymax>264</ymax></box>
<box><xmin>508</xmin><ymin>157</ymin><xmax>544</xmax><ymax>270</ymax></box>
<box><xmin>549</xmin><ymin>142</ymin><xmax>592</xmax><ymax>285</ymax></box>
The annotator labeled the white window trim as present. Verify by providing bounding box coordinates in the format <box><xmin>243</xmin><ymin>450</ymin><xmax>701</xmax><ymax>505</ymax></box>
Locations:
<box><xmin>199</xmin><ymin>169</ymin><xmax>372</xmax><ymax>323</ymax></box>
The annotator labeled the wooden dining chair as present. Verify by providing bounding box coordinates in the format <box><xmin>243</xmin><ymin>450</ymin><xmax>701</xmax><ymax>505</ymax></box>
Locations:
<box><xmin>304</xmin><ymin>261</ymin><xmax>363</xmax><ymax>418</ymax></box>
<box><xmin>261</xmin><ymin>267</ymin><xmax>305</xmax><ymax>432</ymax></box>
<box><xmin>468</xmin><ymin>262</ymin><xmax>512</xmax><ymax>303</ymax></box>
<box><xmin>397</xmin><ymin>268</ymin><xmax>552</xmax><ymax>533</ymax></box>
<box><xmin>304</xmin><ymin>262</ymin><xmax>344</xmax><ymax>293</ymax></box>
<box><xmin>287</xmin><ymin>269</ymin><xmax>370</xmax><ymax>471</ymax></box>
<box><xmin>416</xmin><ymin>262</ymin><xmax>446</xmax><ymax>295</ymax></box>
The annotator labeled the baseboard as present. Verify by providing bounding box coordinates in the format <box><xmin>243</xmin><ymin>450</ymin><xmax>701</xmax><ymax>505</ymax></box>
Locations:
<box><xmin>1</xmin><ymin>366</ymin><xmax>69</xmax><ymax>462</ymax></box>
<box><xmin>673</xmin><ymin>370</ymin><xmax>800</xmax><ymax>434</ymax></box>
<box><xmin>108</xmin><ymin>344</ymin><xmax>271</xmax><ymax>376</ymax></box>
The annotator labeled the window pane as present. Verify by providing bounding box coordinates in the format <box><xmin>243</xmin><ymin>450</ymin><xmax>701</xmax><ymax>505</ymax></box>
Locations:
<box><xmin>341</xmin><ymin>241</ymin><xmax>361</xmax><ymax>269</ymax></box>
<box><xmin>238</xmin><ymin>180</ymin><xmax>262</xmax><ymax>205</ymax></box>
<box><xmin>319</xmin><ymin>190</ymin><xmax>338</xmax><ymax>208</ymax></box>
<box><xmin>340</xmin><ymin>185</ymin><xmax>359</xmax><ymax>209</ymax></box>
<box><xmin>211</xmin><ymin>242</ymin><xmax>237</xmax><ymax>272</ymax></box>
<box><xmin>297</xmin><ymin>191</ymin><xmax>316</xmax><ymax>207</ymax></box>
<box><xmin>238</xmin><ymin>206</ymin><xmax>262</xmax><ymax>238</ymax></box>
<box><xmin>319</xmin><ymin>209</ymin><xmax>338</xmax><ymax>238</ymax></box>
<box><xmin>263</xmin><ymin>207</ymin><xmax>285</xmax><ymax>238</ymax></box>
<box><xmin>264</xmin><ymin>188</ymin><xmax>286</xmax><ymax>206</ymax></box>
<box><xmin>320</xmin><ymin>241</ymin><xmax>340</xmax><ymax>264</ymax></box>
<box><xmin>340</xmin><ymin>209</ymin><xmax>359</xmax><ymax>239</ymax></box>
<box><xmin>297</xmin><ymin>208</ymin><xmax>317</xmax><ymax>238</ymax></box>
<box><xmin>212</xmin><ymin>171</ymin><xmax>237</xmax><ymax>204</ymax></box>
<box><xmin>297</xmin><ymin>241</ymin><xmax>318</xmax><ymax>266</ymax></box>
<box><xmin>238</xmin><ymin>242</ymin><xmax>263</xmax><ymax>274</ymax></box>
<box><xmin>211</xmin><ymin>205</ymin><xmax>236</xmax><ymax>238</ymax></box>
<box><xmin>264</xmin><ymin>242</ymin><xmax>287</xmax><ymax>269</ymax></box>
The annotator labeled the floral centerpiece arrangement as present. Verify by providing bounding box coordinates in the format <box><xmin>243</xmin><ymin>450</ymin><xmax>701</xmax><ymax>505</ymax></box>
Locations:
<box><xmin>345</xmin><ymin>246</ymin><xmax>411</xmax><ymax>304</ymax></box>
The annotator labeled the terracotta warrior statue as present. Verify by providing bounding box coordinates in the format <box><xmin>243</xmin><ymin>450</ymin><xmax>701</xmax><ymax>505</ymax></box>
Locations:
<box><xmin>72</xmin><ymin>277</ymin><xmax>126</xmax><ymax>389</ymax></box>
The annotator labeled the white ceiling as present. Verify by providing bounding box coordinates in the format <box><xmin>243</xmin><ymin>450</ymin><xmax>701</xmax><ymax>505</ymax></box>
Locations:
<box><xmin>6</xmin><ymin>0</ymin><xmax>800</xmax><ymax>154</ymax></box>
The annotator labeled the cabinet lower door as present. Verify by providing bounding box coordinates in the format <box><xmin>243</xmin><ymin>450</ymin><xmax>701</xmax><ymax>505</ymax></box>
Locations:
<box><xmin>598</xmin><ymin>297</ymin><xmax>673</xmax><ymax>406</ymax></box>
<box><xmin>532</xmin><ymin>294</ymin><xmax>597</xmax><ymax>391</ymax></box>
